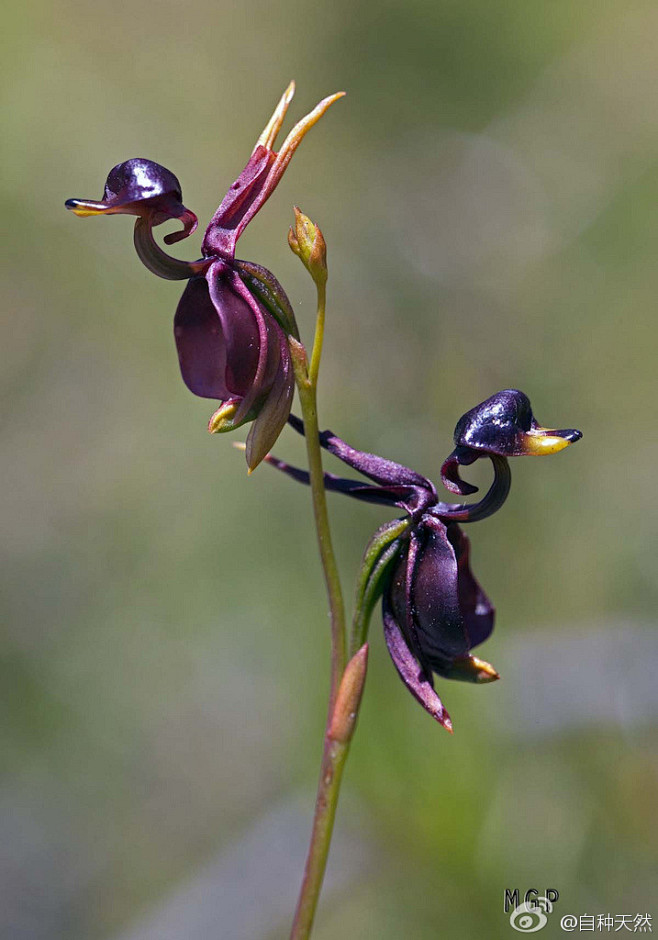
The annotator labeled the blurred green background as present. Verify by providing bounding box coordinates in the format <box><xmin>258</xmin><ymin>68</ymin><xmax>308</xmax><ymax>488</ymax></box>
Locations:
<box><xmin>2</xmin><ymin>1</ymin><xmax>658</xmax><ymax>937</ymax></box>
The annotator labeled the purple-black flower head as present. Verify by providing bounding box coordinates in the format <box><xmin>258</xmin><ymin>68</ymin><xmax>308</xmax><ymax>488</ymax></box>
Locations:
<box><xmin>65</xmin><ymin>158</ymin><xmax>198</xmax><ymax>244</ymax></box>
<box><xmin>382</xmin><ymin>516</ymin><xmax>498</xmax><ymax>733</ymax></box>
<box><xmin>454</xmin><ymin>389</ymin><xmax>582</xmax><ymax>458</ymax></box>
<box><xmin>171</xmin><ymin>83</ymin><xmax>342</xmax><ymax>470</ymax></box>
<box><xmin>441</xmin><ymin>389</ymin><xmax>582</xmax><ymax>495</ymax></box>
<box><xmin>175</xmin><ymin>262</ymin><xmax>294</xmax><ymax>470</ymax></box>
<box><xmin>65</xmin><ymin>85</ymin><xmax>343</xmax><ymax>470</ymax></box>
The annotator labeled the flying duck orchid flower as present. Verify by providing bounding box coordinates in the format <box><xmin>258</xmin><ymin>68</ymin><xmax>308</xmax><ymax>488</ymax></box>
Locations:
<box><xmin>265</xmin><ymin>390</ymin><xmax>581</xmax><ymax>731</ymax></box>
<box><xmin>66</xmin><ymin>83</ymin><xmax>343</xmax><ymax>469</ymax></box>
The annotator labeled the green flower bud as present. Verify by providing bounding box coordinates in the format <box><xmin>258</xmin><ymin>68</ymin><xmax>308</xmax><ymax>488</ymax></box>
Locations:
<box><xmin>288</xmin><ymin>207</ymin><xmax>328</xmax><ymax>285</ymax></box>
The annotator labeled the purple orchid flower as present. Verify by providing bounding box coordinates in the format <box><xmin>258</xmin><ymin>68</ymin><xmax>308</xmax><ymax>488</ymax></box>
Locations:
<box><xmin>267</xmin><ymin>390</ymin><xmax>581</xmax><ymax>731</ymax></box>
<box><xmin>66</xmin><ymin>83</ymin><xmax>343</xmax><ymax>469</ymax></box>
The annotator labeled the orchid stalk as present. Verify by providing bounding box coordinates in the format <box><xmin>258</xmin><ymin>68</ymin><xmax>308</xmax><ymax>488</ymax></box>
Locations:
<box><xmin>65</xmin><ymin>84</ymin><xmax>582</xmax><ymax>940</ymax></box>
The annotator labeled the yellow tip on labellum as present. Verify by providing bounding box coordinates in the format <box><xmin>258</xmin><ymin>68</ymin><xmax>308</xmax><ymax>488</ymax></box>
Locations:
<box><xmin>469</xmin><ymin>656</ymin><xmax>500</xmax><ymax>683</ymax></box>
<box><xmin>523</xmin><ymin>429</ymin><xmax>579</xmax><ymax>456</ymax></box>
<box><xmin>65</xmin><ymin>199</ymin><xmax>112</xmax><ymax>217</ymax></box>
<box><xmin>208</xmin><ymin>400</ymin><xmax>240</xmax><ymax>434</ymax></box>
<box><xmin>447</xmin><ymin>655</ymin><xmax>500</xmax><ymax>684</ymax></box>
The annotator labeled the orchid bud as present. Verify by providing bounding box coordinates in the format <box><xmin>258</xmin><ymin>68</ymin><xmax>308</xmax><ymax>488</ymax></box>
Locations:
<box><xmin>288</xmin><ymin>207</ymin><xmax>328</xmax><ymax>285</ymax></box>
<box><xmin>328</xmin><ymin>645</ymin><xmax>369</xmax><ymax>744</ymax></box>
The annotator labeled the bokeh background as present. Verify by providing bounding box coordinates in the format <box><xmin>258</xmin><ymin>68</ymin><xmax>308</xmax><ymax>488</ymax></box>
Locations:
<box><xmin>3</xmin><ymin>1</ymin><xmax>658</xmax><ymax>937</ymax></box>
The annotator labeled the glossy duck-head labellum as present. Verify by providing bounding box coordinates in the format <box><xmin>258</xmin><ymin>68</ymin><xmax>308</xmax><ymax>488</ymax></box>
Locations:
<box><xmin>66</xmin><ymin>158</ymin><xmax>198</xmax><ymax>243</ymax></box>
<box><xmin>441</xmin><ymin>389</ymin><xmax>583</xmax><ymax>496</ymax></box>
<box><xmin>453</xmin><ymin>389</ymin><xmax>582</xmax><ymax>458</ymax></box>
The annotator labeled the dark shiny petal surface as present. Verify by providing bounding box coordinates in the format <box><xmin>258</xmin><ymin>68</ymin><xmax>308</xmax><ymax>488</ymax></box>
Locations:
<box><xmin>409</xmin><ymin>516</ymin><xmax>470</xmax><ymax>661</ymax></box>
<box><xmin>434</xmin><ymin>453</ymin><xmax>512</xmax><ymax>524</ymax></box>
<box><xmin>446</xmin><ymin>524</ymin><xmax>494</xmax><ymax>648</ymax></box>
<box><xmin>453</xmin><ymin>388</ymin><xmax>582</xmax><ymax>458</ymax></box>
<box><xmin>103</xmin><ymin>158</ymin><xmax>184</xmax><ymax>205</ymax></box>
<box><xmin>454</xmin><ymin>388</ymin><xmax>534</xmax><ymax>456</ymax></box>
<box><xmin>382</xmin><ymin>595</ymin><xmax>453</xmax><ymax>732</ymax></box>
<box><xmin>174</xmin><ymin>276</ymin><xmax>229</xmax><ymax>399</ymax></box>
<box><xmin>203</xmin><ymin>265</ymin><xmax>266</xmax><ymax>403</ymax></box>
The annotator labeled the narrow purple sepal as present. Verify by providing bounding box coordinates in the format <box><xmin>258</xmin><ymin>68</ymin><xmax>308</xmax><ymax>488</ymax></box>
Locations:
<box><xmin>382</xmin><ymin>595</ymin><xmax>453</xmax><ymax>732</ymax></box>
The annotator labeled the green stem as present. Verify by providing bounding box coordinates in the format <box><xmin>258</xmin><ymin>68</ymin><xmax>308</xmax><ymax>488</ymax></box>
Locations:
<box><xmin>290</xmin><ymin>734</ymin><xmax>351</xmax><ymax>940</ymax></box>
<box><xmin>288</xmin><ymin>277</ymin><xmax>349</xmax><ymax>940</ymax></box>
<box><xmin>292</xmin><ymin>365</ymin><xmax>346</xmax><ymax>710</ymax></box>
<box><xmin>308</xmin><ymin>280</ymin><xmax>326</xmax><ymax>387</ymax></box>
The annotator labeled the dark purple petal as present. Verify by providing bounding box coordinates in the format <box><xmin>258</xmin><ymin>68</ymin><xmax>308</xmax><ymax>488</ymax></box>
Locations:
<box><xmin>406</xmin><ymin>516</ymin><xmax>470</xmax><ymax>662</ymax></box>
<box><xmin>174</xmin><ymin>275</ymin><xmax>229</xmax><ymax>399</ymax></box>
<box><xmin>382</xmin><ymin>594</ymin><xmax>453</xmax><ymax>732</ymax></box>
<box><xmin>235</xmin><ymin>92</ymin><xmax>345</xmax><ymax>243</ymax></box>
<box><xmin>203</xmin><ymin>266</ymin><xmax>263</xmax><ymax>403</ymax></box>
<box><xmin>202</xmin><ymin>147</ymin><xmax>276</xmax><ymax>261</ymax></box>
<box><xmin>446</xmin><ymin>524</ymin><xmax>494</xmax><ymax>649</ymax></box>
